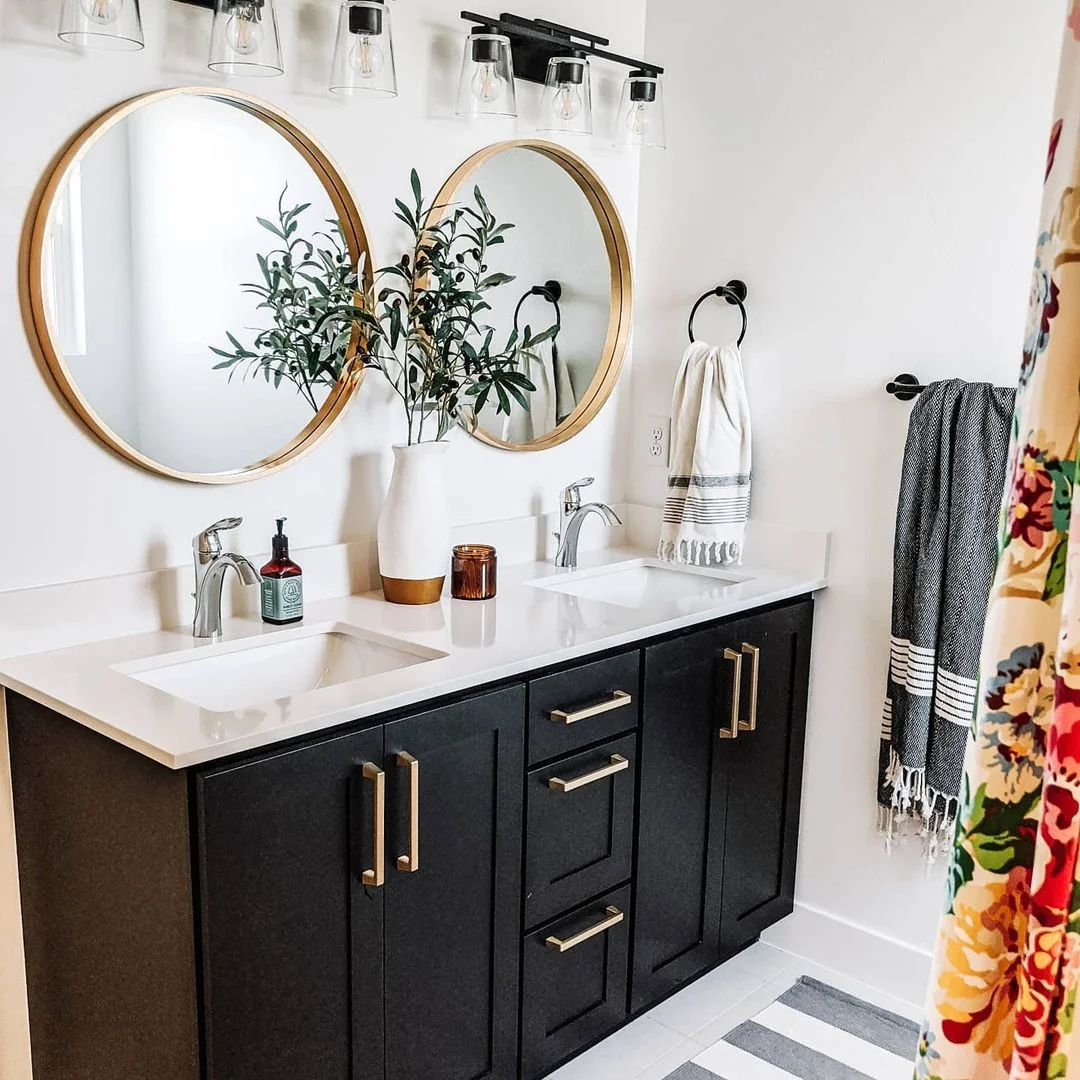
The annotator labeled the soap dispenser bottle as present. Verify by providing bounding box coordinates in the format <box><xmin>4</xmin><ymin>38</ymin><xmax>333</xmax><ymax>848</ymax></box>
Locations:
<box><xmin>261</xmin><ymin>518</ymin><xmax>304</xmax><ymax>625</ymax></box>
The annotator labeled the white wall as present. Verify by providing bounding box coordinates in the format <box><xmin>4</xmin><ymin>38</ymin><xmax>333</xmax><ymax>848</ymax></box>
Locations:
<box><xmin>0</xmin><ymin>0</ymin><xmax>645</xmax><ymax>593</ymax></box>
<box><xmin>634</xmin><ymin>0</ymin><xmax>1064</xmax><ymax>955</ymax></box>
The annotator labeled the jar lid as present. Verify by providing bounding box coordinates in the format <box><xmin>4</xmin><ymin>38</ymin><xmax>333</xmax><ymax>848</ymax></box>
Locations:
<box><xmin>454</xmin><ymin>544</ymin><xmax>496</xmax><ymax>559</ymax></box>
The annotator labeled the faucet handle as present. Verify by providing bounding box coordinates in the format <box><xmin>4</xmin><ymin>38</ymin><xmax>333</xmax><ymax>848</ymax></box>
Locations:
<box><xmin>562</xmin><ymin>477</ymin><xmax>594</xmax><ymax>511</ymax></box>
<box><xmin>194</xmin><ymin>517</ymin><xmax>243</xmax><ymax>558</ymax></box>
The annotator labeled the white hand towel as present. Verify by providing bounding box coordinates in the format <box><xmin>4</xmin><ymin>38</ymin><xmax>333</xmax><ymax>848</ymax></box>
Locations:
<box><xmin>658</xmin><ymin>342</ymin><xmax>752</xmax><ymax>566</ymax></box>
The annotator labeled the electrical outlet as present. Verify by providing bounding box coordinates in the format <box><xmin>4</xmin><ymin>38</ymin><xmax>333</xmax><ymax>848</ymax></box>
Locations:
<box><xmin>646</xmin><ymin>415</ymin><xmax>670</xmax><ymax>468</ymax></box>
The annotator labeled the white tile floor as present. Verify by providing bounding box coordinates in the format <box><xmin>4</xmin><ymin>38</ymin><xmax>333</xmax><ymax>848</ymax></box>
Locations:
<box><xmin>546</xmin><ymin>943</ymin><xmax>924</xmax><ymax>1080</ymax></box>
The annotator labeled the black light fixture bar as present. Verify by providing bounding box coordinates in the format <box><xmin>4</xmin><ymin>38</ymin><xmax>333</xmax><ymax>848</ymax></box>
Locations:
<box><xmin>172</xmin><ymin>0</ymin><xmax>218</xmax><ymax>9</ymax></box>
<box><xmin>460</xmin><ymin>10</ymin><xmax>663</xmax><ymax>83</ymax></box>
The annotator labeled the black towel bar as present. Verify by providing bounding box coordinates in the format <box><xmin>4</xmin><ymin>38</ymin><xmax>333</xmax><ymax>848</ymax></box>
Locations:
<box><xmin>886</xmin><ymin>374</ymin><xmax>926</xmax><ymax>400</ymax></box>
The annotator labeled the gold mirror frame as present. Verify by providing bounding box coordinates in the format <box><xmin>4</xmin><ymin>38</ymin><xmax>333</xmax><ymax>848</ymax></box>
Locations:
<box><xmin>431</xmin><ymin>140</ymin><xmax>633</xmax><ymax>452</ymax></box>
<box><xmin>20</xmin><ymin>87</ymin><xmax>374</xmax><ymax>485</ymax></box>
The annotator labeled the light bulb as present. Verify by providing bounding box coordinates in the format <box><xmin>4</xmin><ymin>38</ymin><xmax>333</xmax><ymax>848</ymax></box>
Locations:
<box><xmin>349</xmin><ymin>33</ymin><xmax>385</xmax><ymax>78</ymax></box>
<box><xmin>625</xmin><ymin>101</ymin><xmax>650</xmax><ymax>137</ymax></box>
<box><xmin>471</xmin><ymin>61</ymin><xmax>503</xmax><ymax>104</ymax></box>
<box><xmin>552</xmin><ymin>83</ymin><xmax>583</xmax><ymax>123</ymax></box>
<box><xmin>226</xmin><ymin>5</ymin><xmax>262</xmax><ymax>56</ymax></box>
<box><xmin>79</xmin><ymin>0</ymin><xmax>123</xmax><ymax>24</ymax></box>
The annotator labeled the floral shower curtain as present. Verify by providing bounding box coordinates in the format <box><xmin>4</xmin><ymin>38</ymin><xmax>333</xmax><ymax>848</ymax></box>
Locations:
<box><xmin>917</xmin><ymin>10</ymin><xmax>1080</xmax><ymax>1079</ymax></box>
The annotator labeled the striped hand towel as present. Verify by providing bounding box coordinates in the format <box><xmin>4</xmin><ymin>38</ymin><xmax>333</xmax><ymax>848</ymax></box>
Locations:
<box><xmin>878</xmin><ymin>380</ymin><xmax>1014</xmax><ymax>857</ymax></box>
<box><xmin>658</xmin><ymin>342</ymin><xmax>751</xmax><ymax>566</ymax></box>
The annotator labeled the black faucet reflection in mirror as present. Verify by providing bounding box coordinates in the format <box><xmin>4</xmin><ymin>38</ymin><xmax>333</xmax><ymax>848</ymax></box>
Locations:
<box><xmin>459</xmin><ymin>11</ymin><xmax>663</xmax><ymax>83</ymax></box>
<box><xmin>688</xmin><ymin>280</ymin><xmax>748</xmax><ymax>346</ymax></box>
<box><xmin>886</xmin><ymin>374</ymin><xmax>927</xmax><ymax>401</ymax></box>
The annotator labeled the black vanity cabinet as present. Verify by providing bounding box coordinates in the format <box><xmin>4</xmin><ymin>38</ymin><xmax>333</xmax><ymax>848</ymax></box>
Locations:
<box><xmin>7</xmin><ymin>595</ymin><xmax>815</xmax><ymax>1080</ymax></box>
<box><xmin>197</xmin><ymin>686</ymin><xmax>524</xmax><ymax>1080</ymax></box>
<box><xmin>632</xmin><ymin>600</ymin><xmax>813</xmax><ymax>1012</ymax></box>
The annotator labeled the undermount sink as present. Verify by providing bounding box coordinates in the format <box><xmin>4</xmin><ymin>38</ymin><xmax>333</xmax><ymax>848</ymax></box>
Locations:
<box><xmin>525</xmin><ymin>558</ymin><xmax>750</xmax><ymax>609</ymax></box>
<box><xmin>116</xmin><ymin>623</ymin><xmax>446</xmax><ymax>712</ymax></box>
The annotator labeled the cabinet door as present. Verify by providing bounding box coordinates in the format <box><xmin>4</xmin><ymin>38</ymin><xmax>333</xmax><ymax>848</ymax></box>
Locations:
<box><xmin>382</xmin><ymin>685</ymin><xmax>525</xmax><ymax>1080</ymax></box>
<box><xmin>632</xmin><ymin>626</ymin><xmax>730</xmax><ymax>1013</ymax></box>
<box><xmin>197</xmin><ymin>726</ymin><xmax>385</xmax><ymax>1080</ymax></box>
<box><xmin>720</xmin><ymin>601</ymin><xmax>813</xmax><ymax>955</ymax></box>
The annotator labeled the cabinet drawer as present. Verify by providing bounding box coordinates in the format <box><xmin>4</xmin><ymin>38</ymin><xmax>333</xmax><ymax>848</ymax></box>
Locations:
<box><xmin>528</xmin><ymin>651</ymin><xmax>640</xmax><ymax>764</ymax></box>
<box><xmin>525</xmin><ymin>734</ymin><xmax>636</xmax><ymax>928</ymax></box>
<box><xmin>521</xmin><ymin>885</ymin><xmax>631</xmax><ymax>1080</ymax></box>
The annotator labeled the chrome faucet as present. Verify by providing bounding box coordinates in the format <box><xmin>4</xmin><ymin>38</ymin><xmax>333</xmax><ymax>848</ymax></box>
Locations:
<box><xmin>192</xmin><ymin>517</ymin><xmax>262</xmax><ymax>640</ymax></box>
<box><xmin>554</xmin><ymin>478</ymin><xmax>622</xmax><ymax>570</ymax></box>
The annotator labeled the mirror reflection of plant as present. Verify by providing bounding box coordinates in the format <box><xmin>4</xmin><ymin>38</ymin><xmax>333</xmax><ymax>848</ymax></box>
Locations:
<box><xmin>210</xmin><ymin>188</ymin><xmax>358</xmax><ymax>413</ymax></box>
<box><xmin>345</xmin><ymin>171</ymin><xmax>557</xmax><ymax>445</ymax></box>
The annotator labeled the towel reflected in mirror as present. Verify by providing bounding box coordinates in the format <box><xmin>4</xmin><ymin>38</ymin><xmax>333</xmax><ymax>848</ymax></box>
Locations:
<box><xmin>497</xmin><ymin>338</ymin><xmax>577</xmax><ymax>444</ymax></box>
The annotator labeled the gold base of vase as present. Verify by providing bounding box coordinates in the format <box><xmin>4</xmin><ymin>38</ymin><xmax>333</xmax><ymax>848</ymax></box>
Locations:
<box><xmin>381</xmin><ymin>575</ymin><xmax>446</xmax><ymax>606</ymax></box>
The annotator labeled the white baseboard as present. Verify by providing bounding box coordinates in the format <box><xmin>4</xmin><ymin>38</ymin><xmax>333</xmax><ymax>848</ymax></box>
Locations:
<box><xmin>761</xmin><ymin>902</ymin><xmax>933</xmax><ymax>1010</ymax></box>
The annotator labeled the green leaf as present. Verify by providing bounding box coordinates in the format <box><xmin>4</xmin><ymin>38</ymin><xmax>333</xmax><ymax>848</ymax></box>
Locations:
<box><xmin>479</xmin><ymin>273</ymin><xmax>514</xmax><ymax>289</ymax></box>
<box><xmin>256</xmin><ymin>216</ymin><xmax>287</xmax><ymax>240</ymax></box>
<box><xmin>411</xmin><ymin>169</ymin><xmax>423</xmax><ymax>210</ymax></box>
<box><xmin>947</xmin><ymin>844</ymin><xmax>975</xmax><ymax>913</ymax></box>
<box><xmin>1044</xmin><ymin>537</ymin><xmax>1069</xmax><ymax>602</ymax></box>
<box><xmin>963</xmin><ymin>784</ymin><xmax>1040</xmax><ymax>873</ymax></box>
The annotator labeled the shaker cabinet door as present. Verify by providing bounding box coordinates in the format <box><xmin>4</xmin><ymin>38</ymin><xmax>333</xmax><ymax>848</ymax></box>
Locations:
<box><xmin>632</xmin><ymin>626</ymin><xmax>730</xmax><ymax>1013</ymax></box>
<box><xmin>197</xmin><ymin>726</ymin><xmax>385</xmax><ymax>1080</ymax></box>
<box><xmin>382</xmin><ymin>685</ymin><xmax>525</xmax><ymax>1080</ymax></box>
<box><xmin>719</xmin><ymin>601</ymin><xmax>813</xmax><ymax>955</ymax></box>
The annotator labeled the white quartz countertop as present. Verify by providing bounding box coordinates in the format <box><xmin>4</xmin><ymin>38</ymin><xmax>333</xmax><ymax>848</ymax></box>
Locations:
<box><xmin>0</xmin><ymin>548</ymin><xmax>826</xmax><ymax>769</ymax></box>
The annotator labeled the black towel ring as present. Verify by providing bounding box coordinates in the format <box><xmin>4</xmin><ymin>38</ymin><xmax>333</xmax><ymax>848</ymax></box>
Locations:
<box><xmin>688</xmin><ymin>279</ymin><xmax>748</xmax><ymax>345</ymax></box>
<box><xmin>514</xmin><ymin>280</ymin><xmax>563</xmax><ymax>336</ymax></box>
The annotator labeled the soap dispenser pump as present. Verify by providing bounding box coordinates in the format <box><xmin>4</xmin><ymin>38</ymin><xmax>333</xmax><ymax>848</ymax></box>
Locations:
<box><xmin>261</xmin><ymin>518</ymin><xmax>304</xmax><ymax>625</ymax></box>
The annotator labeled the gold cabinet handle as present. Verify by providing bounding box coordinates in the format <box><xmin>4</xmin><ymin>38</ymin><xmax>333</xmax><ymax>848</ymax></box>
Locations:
<box><xmin>740</xmin><ymin>643</ymin><xmax>761</xmax><ymax>732</ymax></box>
<box><xmin>361</xmin><ymin>762</ymin><xmax>385</xmax><ymax>887</ymax></box>
<box><xmin>551</xmin><ymin>690</ymin><xmax>632</xmax><ymax>725</ymax></box>
<box><xmin>548</xmin><ymin>754</ymin><xmax>630</xmax><ymax>793</ymax></box>
<box><xmin>396</xmin><ymin>752</ymin><xmax>420</xmax><ymax>873</ymax></box>
<box><xmin>545</xmin><ymin>906</ymin><xmax>625</xmax><ymax>953</ymax></box>
<box><xmin>720</xmin><ymin>648</ymin><xmax>743</xmax><ymax>740</ymax></box>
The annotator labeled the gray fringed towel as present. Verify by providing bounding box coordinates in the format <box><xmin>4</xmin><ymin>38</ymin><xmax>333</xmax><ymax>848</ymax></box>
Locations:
<box><xmin>878</xmin><ymin>380</ymin><xmax>1015</xmax><ymax>857</ymax></box>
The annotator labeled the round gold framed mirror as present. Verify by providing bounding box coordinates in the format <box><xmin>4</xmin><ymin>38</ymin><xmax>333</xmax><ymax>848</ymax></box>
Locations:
<box><xmin>22</xmin><ymin>87</ymin><xmax>373</xmax><ymax>484</ymax></box>
<box><xmin>431</xmin><ymin>141</ymin><xmax>633</xmax><ymax>451</ymax></box>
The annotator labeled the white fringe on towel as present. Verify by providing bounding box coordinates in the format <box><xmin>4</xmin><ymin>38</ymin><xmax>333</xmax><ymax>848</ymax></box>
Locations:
<box><xmin>878</xmin><ymin>747</ymin><xmax>960</xmax><ymax>864</ymax></box>
<box><xmin>658</xmin><ymin>537</ymin><xmax>742</xmax><ymax>566</ymax></box>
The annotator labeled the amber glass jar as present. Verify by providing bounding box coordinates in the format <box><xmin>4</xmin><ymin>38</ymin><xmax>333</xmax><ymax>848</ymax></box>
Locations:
<box><xmin>451</xmin><ymin>545</ymin><xmax>497</xmax><ymax>600</ymax></box>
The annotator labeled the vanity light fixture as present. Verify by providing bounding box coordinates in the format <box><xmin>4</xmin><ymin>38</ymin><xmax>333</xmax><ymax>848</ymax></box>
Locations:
<box><xmin>455</xmin><ymin>26</ymin><xmax>517</xmax><ymax>118</ymax></box>
<box><xmin>207</xmin><ymin>0</ymin><xmax>284</xmax><ymax>77</ymax></box>
<box><xmin>537</xmin><ymin>51</ymin><xmax>592</xmax><ymax>135</ymax></box>
<box><xmin>458</xmin><ymin>12</ymin><xmax>665</xmax><ymax>145</ymax></box>
<box><xmin>58</xmin><ymin>0</ymin><xmax>145</xmax><ymax>50</ymax></box>
<box><xmin>614</xmin><ymin>70</ymin><xmax>666</xmax><ymax>149</ymax></box>
<box><xmin>330</xmin><ymin>0</ymin><xmax>398</xmax><ymax>97</ymax></box>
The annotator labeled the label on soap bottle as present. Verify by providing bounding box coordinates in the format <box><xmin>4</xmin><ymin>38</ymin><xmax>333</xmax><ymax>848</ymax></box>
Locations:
<box><xmin>262</xmin><ymin>576</ymin><xmax>304</xmax><ymax>622</ymax></box>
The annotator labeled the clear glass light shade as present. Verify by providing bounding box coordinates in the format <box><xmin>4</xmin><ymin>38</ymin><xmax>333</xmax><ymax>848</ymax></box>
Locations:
<box><xmin>613</xmin><ymin>73</ymin><xmax>666</xmax><ymax>149</ymax></box>
<box><xmin>208</xmin><ymin>0</ymin><xmax>284</xmax><ymax>77</ymax></box>
<box><xmin>537</xmin><ymin>55</ymin><xmax>593</xmax><ymax>136</ymax></box>
<box><xmin>58</xmin><ymin>0</ymin><xmax>144</xmax><ymax>51</ymax></box>
<box><xmin>330</xmin><ymin>1</ymin><xmax>398</xmax><ymax>97</ymax></box>
<box><xmin>455</xmin><ymin>32</ymin><xmax>517</xmax><ymax>119</ymax></box>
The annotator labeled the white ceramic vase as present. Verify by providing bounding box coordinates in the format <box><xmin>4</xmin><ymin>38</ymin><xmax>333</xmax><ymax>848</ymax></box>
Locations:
<box><xmin>377</xmin><ymin>442</ymin><xmax>451</xmax><ymax>605</ymax></box>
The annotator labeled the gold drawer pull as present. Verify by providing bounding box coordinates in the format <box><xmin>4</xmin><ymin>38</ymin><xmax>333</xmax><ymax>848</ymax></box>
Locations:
<box><xmin>361</xmin><ymin>762</ymin><xmax>385</xmax><ymax>888</ymax></box>
<box><xmin>551</xmin><ymin>690</ymin><xmax>633</xmax><ymax>725</ymax></box>
<box><xmin>549</xmin><ymin>754</ymin><xmax>629</xmax><ymax>793</ymax></box>
<box><xmin>740</xmin><ymin>643</ymin><xmax>760</xmax><ymax>732</ymax></box>
<box><xmin>546</xmin><ymin>906</ymin><xmax>625</xmax><ymax>953</ymax></box>
<box><xmin>396</xmin><ymin>752</ymin><xmax>420</xmax><ymax>873</ymax></box>
<box><xmin>720</xmin><ymin>648</ymin><xmax>743</xmax><ymax>740</ymax></box>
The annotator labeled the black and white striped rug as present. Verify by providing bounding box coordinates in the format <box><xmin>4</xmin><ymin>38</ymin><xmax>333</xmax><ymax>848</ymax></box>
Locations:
<box><xmin>664</xmin><ymin>976</ymin><xmax>920</xmax><ymax>1079</ymax></box>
